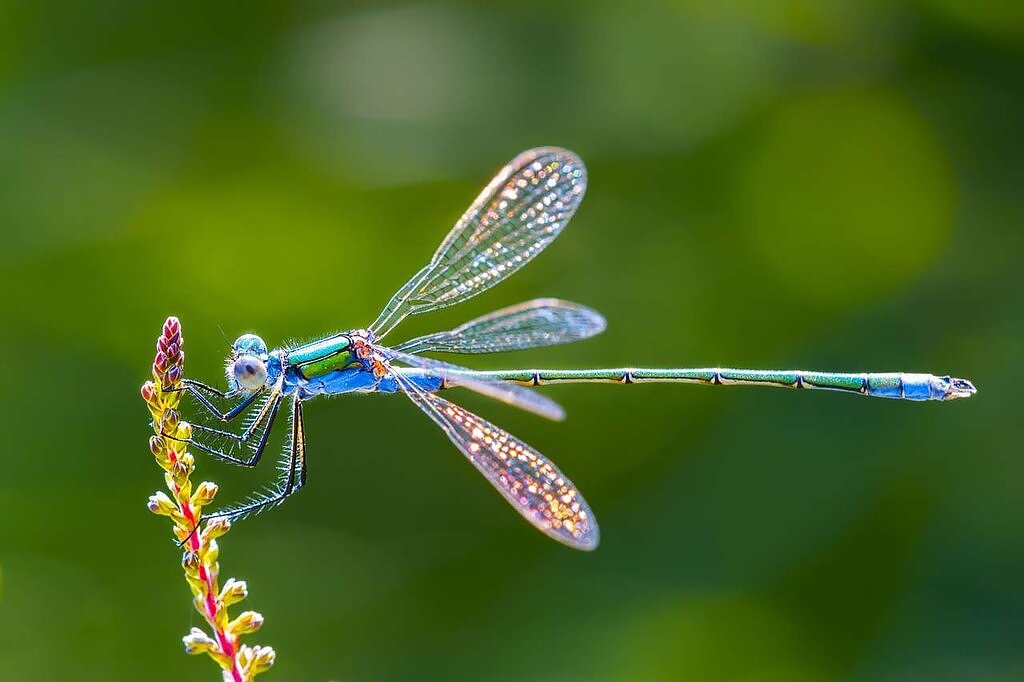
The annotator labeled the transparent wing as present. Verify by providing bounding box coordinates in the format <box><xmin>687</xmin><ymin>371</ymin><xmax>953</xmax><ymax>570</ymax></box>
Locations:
<box><xmin>393</xmin><ymin>298</ymin><xmax>606</xmax><ymax>355</ymax></box>
<box><xmin>392</xmin><ymin>369</ymin><xmax>599</xmax><ymax>551</ymax></box>
<box><xmin>381</xmin><ymin>346</ymin><xmax>565</xmax><ymax>421</ymax></box>
<box><xmin>370</xmin><ymin>148</ymin><xmax>587</xmax><ymax>339</ymax></box>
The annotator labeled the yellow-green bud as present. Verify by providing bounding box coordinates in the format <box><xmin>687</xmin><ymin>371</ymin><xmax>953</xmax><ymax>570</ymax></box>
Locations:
<box><xmin>219</xmin><ymin>578</ymin><xmax>248</xmax><ymax>607</ymax></box>
<box><xmin>147</xmin><ymin>491</ymin><xmax>178</xmax><ymax>517</ymax></box>
<box><xmin>191</xmin><ymin>481</ymin><xmax>218</xmax><ymax>507</ymax></box>
<box><xmin>227</xmin><ymin>610</ymin><xmax>264</xmax><ymax>637</ymax></box>
<box><xmin>250</xmin><ymin>645</ymin><xmax>277</xmax><ymax>674</ymax></box>
<box><xmin>202</xmin><ymin>517</ymin><xmax>231</xmax><ymax>541</ymax></box>
<box><xmin>182</xmin><ymin>627</ymin><xmax>218</xmax><ymax>655</ymax></box>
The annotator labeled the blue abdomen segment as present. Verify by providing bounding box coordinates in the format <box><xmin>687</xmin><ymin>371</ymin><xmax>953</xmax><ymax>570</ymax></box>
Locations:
<box><xmin>284</xmin><ymin>366</ymin><xmax>378</xmax><ymax>398</ymax></box>
<box><xmin>320</xmin><ymin>369</ymin><xmax>379</xmax><ymax>394</ymax></box>
<box><xmin>287</xmin><ymin>366</ymin><xmax>446</xmax><ymax>398</ymax></box>
<box><xmin>375</xmin><ymin>370</ymin><xmax>444</xmax><ymax>394</ymax></box>
<box><xmin>865</xmin><ymin>373</ymin><xmax>956</xmax><ymax>401</ymax></box>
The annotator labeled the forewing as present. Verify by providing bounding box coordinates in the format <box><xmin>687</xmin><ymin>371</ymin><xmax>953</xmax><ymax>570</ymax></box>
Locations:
<box><xmin>394</xmin><ymin>298</ymin><xmax>606</xmax><ymax>355</ymax></box>
<box><xmin>382</xmin><ymin>346</ymin><xmax>565</xmax><ymax>421</ymax></box>
<box><xmin>370</xmin><ymin>148</ymin><xmax>587</xmax><ymax>338</ymax></box>
<box><xmin>393</xmin><ymin>370</ymin><xmax>599</xmax><ymax>551</ymax></box>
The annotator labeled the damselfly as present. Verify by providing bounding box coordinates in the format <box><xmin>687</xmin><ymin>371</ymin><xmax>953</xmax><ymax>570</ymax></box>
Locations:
<box><xmin>168</xmin><ymin>148</ymin><xmax>976</xmax><ymax>550</ymax></box>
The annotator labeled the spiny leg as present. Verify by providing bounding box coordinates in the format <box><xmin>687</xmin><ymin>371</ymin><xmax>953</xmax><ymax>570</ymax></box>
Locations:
<box><xmin>187</xmin><ymin>389</ymin><xmax>275</xmax><ymax>444</ymax></box>
<box><xmin>206</xmin><ymin>395</ymin><xmax>308</xmax><ymax>523</ymax></box>
<box><xmin>182</xmin><ymin>378</ymin><xmax>233</xmax><ymax>398</ymax></box>
<box><xmin>164</xmin><ymin>387</ymin><xmax>283</xmax><ymax>467</ymax></box>
<box><xmin>169</xmin><ymin>379</ymin><xmax>265</xmax><ymax>422</ymax></box>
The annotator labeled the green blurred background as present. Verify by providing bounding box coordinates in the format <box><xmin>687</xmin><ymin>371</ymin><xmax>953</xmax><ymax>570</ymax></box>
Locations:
<box><xmin>1</xmin><ymin>1</ymin><xmax>1021</xmax><ymax>680</ymax></box>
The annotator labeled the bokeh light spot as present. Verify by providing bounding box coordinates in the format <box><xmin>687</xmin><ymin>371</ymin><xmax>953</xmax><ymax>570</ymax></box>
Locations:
<box><xmin>734</xmin><ymin>88</ymin><xmax>955</xmax><ymax>307</ymax></box>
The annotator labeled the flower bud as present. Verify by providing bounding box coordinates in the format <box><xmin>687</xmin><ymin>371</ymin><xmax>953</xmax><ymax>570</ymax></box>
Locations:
<box><xmin>202</xmin><ymin>517</ymin><xmax>231</xmax><ymax>541</ymax></box>
<box><xmin>182</xmin><ymin>627</ymin><xmax>218</xmax><ymax>655</ymax></box>
<box><xmin>165</xmin><ymin>364</ymin><xmax>183</xmax><ymax>386</ymax></box>
<box><xmin>219</xmin><ymin>578</ymin><xmax>248</xmax><ymax>607</ymax></box>
<box><xmin>226</xmin><ymin>610</ymin><xmax>264</xmax><ymax>637</ymax></box>
<box><xmin>141</xmin><ymin>382</ymin><xmax>156</xmax><ymax>403</ymax></box>
<box><xmin>191</xmin><ymin>481</ymin><xmax>218</xmax><ymax>507</ymax></box>
<box><xmin>147</xmin><ymin>491</ymin><xmax>178</xmax><ymax>517</ymax></box>
<box><xmin>171</xmin><ymin>462</ymin><xmax>191</xmax><ymax>489</ymax></box>
<box><xmin>182</xmin><ymin>551</ymin><xmax>201</xmax><ymax>574</ymax></box>
<box><xmin>250</xmin><ymin>645</ymin><xmax>277</xmax><ymax>674</ymax></box>
<box><xmin>162</xmin><ymin>409</ymin><xmax>179</xmax><ymax>431</ymax></box>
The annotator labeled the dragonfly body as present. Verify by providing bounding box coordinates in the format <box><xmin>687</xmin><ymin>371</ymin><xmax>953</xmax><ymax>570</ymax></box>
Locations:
<box><xmin>277</xmin><ymin>330</ymin><xmax>443</xmax><ymax>398</ymax></box>
<box><xmin>170</xmin><ymin>147</ymin><xmax>976</xmax><ymax>551</ymax></box>
<box><xmin>277</xmin><ymin>334</ymin><xmax>970</xmax><ymax>402</ymax></box>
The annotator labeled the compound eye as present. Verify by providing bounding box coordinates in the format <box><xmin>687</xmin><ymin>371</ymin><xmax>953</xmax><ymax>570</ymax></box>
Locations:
<box><xmin>232</xmin><ymin>355</ymin><xmax>268</xmax><ymax>390</ymax></box>
<box><xmin>232</xmin><ymin>333</ymin><xmax>268</xmax><ymax>359</ymax></box>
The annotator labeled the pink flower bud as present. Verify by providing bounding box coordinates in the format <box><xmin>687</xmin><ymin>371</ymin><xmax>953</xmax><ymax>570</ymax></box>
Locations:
<box><xmin>164</xmin><ymin>316</ymin><xmax>180</xmax><ymax>337</ymax></box>
<box><xmin>164</xmin><ymin>365</ymin><xmax>183</xmax><ymax>387</ymax></box>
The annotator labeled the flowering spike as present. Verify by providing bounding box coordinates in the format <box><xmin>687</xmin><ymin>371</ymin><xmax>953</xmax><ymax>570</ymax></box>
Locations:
<box><xmin>143</xmin><ymin>316</ymin><xmax>274</xmax><ymax>681</ymax></box>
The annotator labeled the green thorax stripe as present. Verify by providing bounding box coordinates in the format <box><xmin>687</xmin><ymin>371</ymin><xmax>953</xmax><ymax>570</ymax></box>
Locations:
<box><xmin>287</xmin><ymin>334</ymin><xmax>356</xmax><ymax>379</ymax></box>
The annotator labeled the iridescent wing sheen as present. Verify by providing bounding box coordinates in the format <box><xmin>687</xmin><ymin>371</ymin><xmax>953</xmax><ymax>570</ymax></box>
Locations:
<box><xmin>392</xmin><ymin>369</ymin><xmax>599</xmax><ymax>551</ymax></box>
<box><xmin>380</xmin><ymin>346</ymin><xmax>565</xmax><ymax>421</ymax></box>
<box><xmin>369</xmin><ymin>148</ymin><xmax>587</xmax><ymax>339</ymax></box>
<box><xmin>393</xmin><ymin>298</ymin><xmax>606</xmax><ymax>355</ymax></box>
